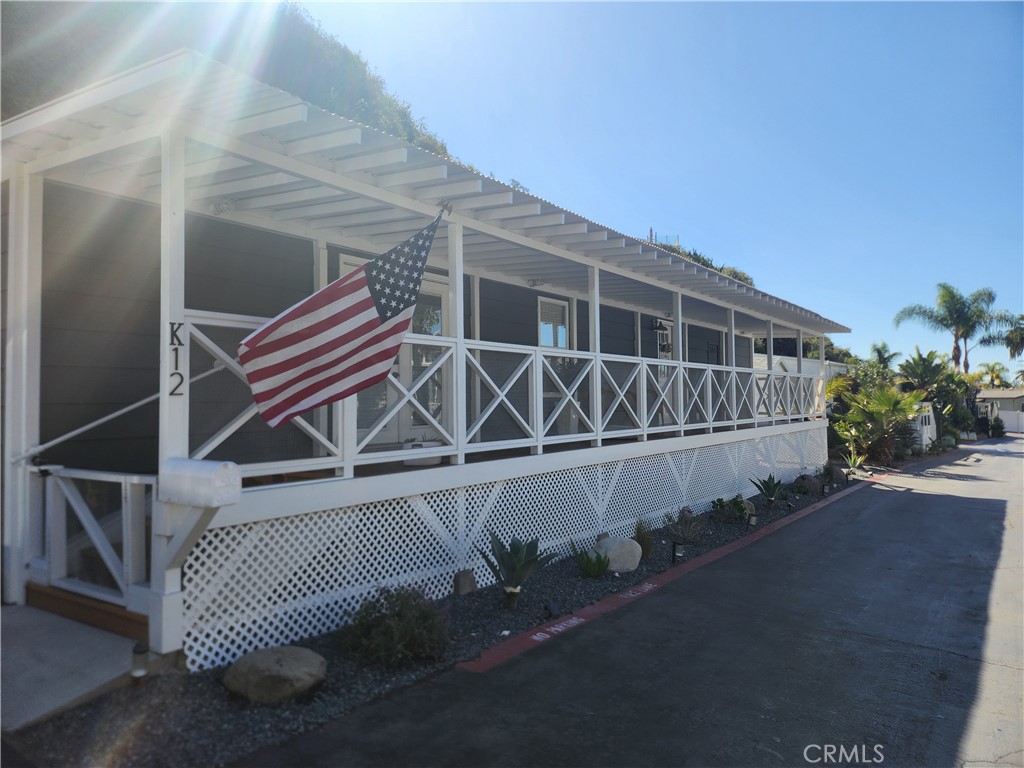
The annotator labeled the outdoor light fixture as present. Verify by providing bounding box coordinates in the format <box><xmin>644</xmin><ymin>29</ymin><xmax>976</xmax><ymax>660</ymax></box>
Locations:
<box><xmin>131</xmin><ymin>642</ymin><xmax>149</xmax><ymax>680</ymax></box>
<box><xmin>671</xmin><ymin>541</ymin><xmax>686</xmax><ymax>564</ymax></box>
<box><xmin>651</xmin><ymin>318</ymin><xmax>668</xmax><ymax>332</ymax></box>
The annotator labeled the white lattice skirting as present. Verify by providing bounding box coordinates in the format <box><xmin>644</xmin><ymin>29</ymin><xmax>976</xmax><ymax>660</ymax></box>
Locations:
<box><xmin>183</xmin><ymin>426</ymin><xmax>826</xmax><ymax>670</ymax></box>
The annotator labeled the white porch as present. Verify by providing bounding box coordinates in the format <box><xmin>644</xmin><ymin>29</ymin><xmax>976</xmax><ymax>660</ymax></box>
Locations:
<box><xmin>2</xmin><ymin>51</ymin><xmax>848</xmax><ymax>661</ymax></box>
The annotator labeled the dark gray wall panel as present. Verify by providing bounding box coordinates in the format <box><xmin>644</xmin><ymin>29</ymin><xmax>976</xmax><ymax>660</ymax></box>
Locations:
<box><xmin>687</xmin><ymin>324</ymin><xmax>722</xmax><ymax>365</ymax></box>
<box><xmin>186</xmin><ymin>216</ymin><xmax>313</xmax><ymax>317</ymax></box>
<box><xmin>40</xmin><ymin>183</ymin><xmax>160</xmax><ymax>473</ymax></box>
<box><xmin>600</xmin><ymin>306</ymin><xmax>635</xmax><ymax>356</ymax></box>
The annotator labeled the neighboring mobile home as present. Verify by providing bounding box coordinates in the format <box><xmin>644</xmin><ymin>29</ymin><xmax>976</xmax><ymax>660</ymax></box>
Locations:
<box><xmin>976</xmin><ymin>389</ymin><xmax>1024</xmax><ymax>433</ymax></box>
<box><xmin>2</xmin><ymin>52</ymin><xmax>850</xmax><ymax>670</ymax></box>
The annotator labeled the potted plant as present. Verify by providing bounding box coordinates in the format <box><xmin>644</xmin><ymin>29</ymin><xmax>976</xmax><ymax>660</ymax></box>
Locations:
<box><xmin>477</xmin><ymin>533</ymin><xmax>557</xmax><ymax>609</ymax></box>
<box><xmin>402</xmin><ymin>434</ymin><xmax>444</xmax><ymax>466</ymax></box>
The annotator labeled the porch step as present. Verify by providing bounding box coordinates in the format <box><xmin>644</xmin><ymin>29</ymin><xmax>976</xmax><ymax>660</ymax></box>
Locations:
<box><xmin>25</xmin><ymin>583</ymin><xmax>147</xmax><ymax>642</ymax></box>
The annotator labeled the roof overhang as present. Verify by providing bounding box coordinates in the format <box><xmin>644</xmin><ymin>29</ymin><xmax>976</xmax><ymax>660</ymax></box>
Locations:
<box><xmin>2</xmin><ymin>50</ymin><xmax>850</xmax><ymax>337</ymax></box>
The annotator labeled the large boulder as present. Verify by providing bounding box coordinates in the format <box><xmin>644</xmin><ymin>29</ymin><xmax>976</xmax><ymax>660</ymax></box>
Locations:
<box><xmin>594</xmin><ymin>536</ymin><xmax>642</xmax><ymax>572</ymax></box>
<box><xmin>223</xmin><ymin>646</ymin><xmax>326</xmax><ymax>705</ymax></box>
<box><xmin>793</xmin><ymin>474</ymin><xmax>822</xmax><ymax>496</ymax></box>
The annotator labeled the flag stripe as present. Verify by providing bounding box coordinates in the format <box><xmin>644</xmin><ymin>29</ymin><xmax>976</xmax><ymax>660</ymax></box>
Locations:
<box><xmin>240</xmin><ymin>267</ymin><xmax>366</xmax><ymax>351</ymax></box>
<box><xmin>239</xmin><ymin>212</ymin><xmax>442</xmax><ymax>427</ymax></box>
<box><xmin>239</xmin><ymin>280</ymin><xmax>371</xmax><ymax>365</ymax></box>
<box><xmin>251</xmin><ymin>309</ymin><xmax>413</xmax><ymax>409</ymax></box>
<box><xmin>243</xmin><ymin>301</ymin><xmax>380</xmax><ymax>386</ymax></box>
<box><xmin>261</xmin><ymin>334</ymin><xmax>407</xmax><ymax>424</ymax></box>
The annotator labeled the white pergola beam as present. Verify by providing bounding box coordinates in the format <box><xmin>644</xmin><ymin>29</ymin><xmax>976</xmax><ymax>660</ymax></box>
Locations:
<box><xmin>229</xmin><ymin>104</ymin><xmax>308</xmax><ymax>136</ymax></box>
<box><xmin>185</xmin><ymin>126</ymin><xmax>843</xmax><ymax>335</ymax></box>
<box><xmin>376</xmin><ymin>165</ymin><xmax>447</xmax><ymax>187</ymax></box>
<box><xmin>285</xmin><ymin>128</ymin><xmax>362</xmax><ymax>156</ymax></box>
<box><xmin>334</xmin><ymin>147</ymin><xmax>408</xmax><ymax>173</ymax></box>
<box><xmin>189</xmin><ymin>171</ymin><xmax>298</xmax><ymax>199</ymax></box>
<box><xmin>413</xmin><ymin>179</ymin><xmax>482</xmax><ymax>200</ymax></box>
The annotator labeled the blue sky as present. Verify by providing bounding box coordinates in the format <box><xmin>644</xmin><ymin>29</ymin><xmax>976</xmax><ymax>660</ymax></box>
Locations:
<box><xmin>300</xmin><ymin>1</ymin><xmax>1022</xmax><ymax>373</ymax></box>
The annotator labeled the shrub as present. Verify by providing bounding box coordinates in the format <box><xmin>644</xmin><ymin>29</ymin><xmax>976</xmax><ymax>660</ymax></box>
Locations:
<box><xmin>991</xmin><ymin>416</ymin><xmax>1006</xmax><ymax>438</ymax></box>
<box><xmin>664</xmin><ymin>506</ymin><xmax>706</xmax><ymax>543</ymax></box>
<box><xmin>345</xmin><ymin>586</ymin><xmax>448</xmax><ymax>666</ymax></box>
<box><xmin>792</xmin><ymin>483</ymin><xmax>810</xmax><ymax>496</ymax></box>
<box><xmin>711</xmin><ymin>495</ymin><xmax>748</xmax><ymax>524</ymax></box>
<box><xmin>633</xmin><ymin>518</ymin><xmax>654</xmax><ymax>560</ymax></box>
<box><xmin>570</xmin><ymin>540</ymin><xmax>610</xmax><ymax>579</ymax></box>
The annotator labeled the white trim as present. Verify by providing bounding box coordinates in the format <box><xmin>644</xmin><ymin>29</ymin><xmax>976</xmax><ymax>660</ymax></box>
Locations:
<box><xmin>213</xmin><ymin>420</ymin><xmax>826</xmax><ymax>529</ymax></box>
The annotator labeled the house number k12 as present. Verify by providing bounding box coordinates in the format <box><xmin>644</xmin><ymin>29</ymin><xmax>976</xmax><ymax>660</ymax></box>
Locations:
<box><xmin>168</xmin><ymin>321</ymin><xmax>185</xmax><ymax>396</ymax></box>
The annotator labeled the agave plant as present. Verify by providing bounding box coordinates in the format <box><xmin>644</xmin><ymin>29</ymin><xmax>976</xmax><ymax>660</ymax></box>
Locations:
<box><xmin>664</xmin><ymin>506</ymin><xmax>707</xmax><ymax>544</ymax></box>
<box><xmin>750</xmin><ymin>473</ymin><xmax>785</xmax><ymax>506</ymax></box>
<box><xmin>843</xmin><ymin>452</ymin><xmax>866</xmax><ymax>470</ymax></box>
<box><xmin>477</xmin><ymin>533</ymin><xmax>557</xmax><ymax>609</ymax></box>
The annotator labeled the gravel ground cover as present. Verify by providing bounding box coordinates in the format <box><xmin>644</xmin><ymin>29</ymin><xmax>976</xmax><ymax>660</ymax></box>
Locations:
<box><xmin>8</xmin><ymin>478</ymin><xmax>860</xmax><ymax>768</ymax></box>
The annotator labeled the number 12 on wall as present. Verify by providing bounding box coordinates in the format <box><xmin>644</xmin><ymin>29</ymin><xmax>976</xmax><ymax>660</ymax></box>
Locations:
<box><xmin>168</xmin><ymin>321</ymin><xmax>185</xmax><ymax>396</ymax></box>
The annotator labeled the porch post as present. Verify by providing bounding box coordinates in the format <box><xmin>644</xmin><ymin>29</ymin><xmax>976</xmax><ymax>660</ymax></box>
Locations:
<box><xmin>2</xmin><ymin>167</ymin><xmax>43</xmax><ymax>604</ymax></box>
<box><xmin>727</xmin><ymin>309</ymin><xmax>737</xmax><ymax>430</ymax></box>
<box><xmin>448</xmin><ymin>221</ymin><xmax>466</xmax><ymax>464</ymax></box>
<box><xmin>795</xmin><ymin>328</ymin><xmax>805</xmax><ymax>424</ymax></box>
<box><xmin>151</xmin><ymin>126</ymin><xmax>189</xmax><ymax>653</ymax></box>
<box><xmin>766</xmin><ymin>320</ymin><xmax>775</xmax><ymax>424</ymax></box>
<box><xmin>818</xmin><ymin>334</ymin><xmax>827</xmax><ymax>415</ymax></box>
<box><xmin>589</xmin><ymin>266</ymin><xmax>602</xmax><ymax>446</ymax></box>
<box><xmin>673</xmin><ymin>292</ymin><xmax>684</xmax><ymax>433</ymax></box>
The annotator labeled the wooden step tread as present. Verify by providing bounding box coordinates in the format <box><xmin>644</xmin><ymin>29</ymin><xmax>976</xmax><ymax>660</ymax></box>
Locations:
<box><xmin>26</xmin><ymin>583</ymin><xmax>147</xmax><ymax>642</ymax></box>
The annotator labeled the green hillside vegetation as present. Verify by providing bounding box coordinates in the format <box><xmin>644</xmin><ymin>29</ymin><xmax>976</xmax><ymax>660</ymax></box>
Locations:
<box><xmin>1</xmin><ymin>2</ymin><xmax>447</xmax><ymax>156</ymax></box>
<box><xmin>4</xmin><ymin>1</ymin><xmax>753</xmax><ymax>283</ymax></box>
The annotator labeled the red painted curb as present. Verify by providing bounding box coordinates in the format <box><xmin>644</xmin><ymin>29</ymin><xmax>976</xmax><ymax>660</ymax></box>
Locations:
<box><xmin>456</xmin><ymin>479</ymin><xmax>871</xmax><ymax>674</ymax></box>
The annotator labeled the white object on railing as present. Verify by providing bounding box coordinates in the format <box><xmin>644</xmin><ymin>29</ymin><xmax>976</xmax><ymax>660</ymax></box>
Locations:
<box><xmin>159</xmin><ymin>458</ymin><xmax>241</xmax><ymax>507</ymax></box>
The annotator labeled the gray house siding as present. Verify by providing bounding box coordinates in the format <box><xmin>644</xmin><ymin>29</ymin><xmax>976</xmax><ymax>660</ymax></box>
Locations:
<box><xmin>39</xmin><ymin>183</ymin><xmax>161</xmax><ymax>473</ymax></box>
<box><xmin>687</xmin><ymin>325</ymin><xmax>722</xmax><ymax>365</ymax></box>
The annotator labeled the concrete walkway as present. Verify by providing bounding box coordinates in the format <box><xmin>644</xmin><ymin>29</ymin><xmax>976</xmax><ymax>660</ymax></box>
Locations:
<box><xmin>1</xmin><ymin>606</ymin><xmax>136</xmax><ymax>731</ymax></box>
<box><xmin>240</xmin><ymin>438</ymin><xmax>1023</xmax><ymax>767</ymax></box>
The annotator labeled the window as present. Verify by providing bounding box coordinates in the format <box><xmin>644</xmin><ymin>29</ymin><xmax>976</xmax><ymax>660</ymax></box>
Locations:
<box><xmin>538</xmin><ymin>298</ymin><xmax>570</xmax><ymax>349</ymax></box>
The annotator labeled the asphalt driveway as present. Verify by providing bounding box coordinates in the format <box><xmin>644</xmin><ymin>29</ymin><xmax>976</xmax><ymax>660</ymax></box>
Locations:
<box><xmin>240</xmin><ymin>438</ymin><xmax>1023</xmax><ymax>768</ymax></box>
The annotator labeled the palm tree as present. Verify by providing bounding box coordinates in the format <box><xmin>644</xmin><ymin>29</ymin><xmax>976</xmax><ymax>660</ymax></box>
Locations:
<box><xmin>976</xmin><ymin>362</ymin><xmax>1010</xmax><ymax>389</ymax></box>
<box><xmin>980</xmin><ymin>314</ymin><xmax>1024</xmax><ymax>360</ymax></box>
<box><xmin>897</xmin><ymin>347</ymin><xmax>947</xmax><ymax>397</ymax></box>
<box><xmin>894</xmin><ymin>284</ymin><xmax>1008</xmax><ymax>373</ymax></box>
<box><xmin>870</xmin><ymin>341</ymin><xmax>901</xmax><ymax>368</ymax></box>
<box><xmin>961</xmin><ymin>293</ymin><xmax>1012</xmax><ymax>374</ymax></box>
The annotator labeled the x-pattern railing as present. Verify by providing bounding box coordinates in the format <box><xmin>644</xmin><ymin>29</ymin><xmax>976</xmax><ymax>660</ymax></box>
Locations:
<box><xmin>48</xmin><ymin>306</ymin><xmax>824</xmax><ymax>481</ymax></box>
<box><xmin>188</xmin><ymin>321</ymin><xmax>339</xmax><ymax>461</ymax></box>
<box><xmin>645</xmin><ymin>362</ymin><xmax>680</xmax><ymax>431</ymax></box>
<box><xmin>540</xmin><ymin>353</ymin><xmax>596</xmax><ymax>438</ymax></box>
<box><xmin>681</xmin><ymin>366</ymin><xmax>710</xmax><ymax>425</ymax></box>
<box><xmin>708</xmin><ymin>367</ymin><xmax>734</xmax><ymax>422</ymax></box>
<box><xmin>357</xmin><ymin>342</ymin><xmax>456</xmax><ymax>452</ymax></box>
<box><xmin>600</xmin><ymin>357</ymin><xmax>643</xmax><ymax>433</ymax></box>
<box><xmin>465</xmin><ymin>346</ymin><xmax>535</xmax><ymax>443</ymax></box>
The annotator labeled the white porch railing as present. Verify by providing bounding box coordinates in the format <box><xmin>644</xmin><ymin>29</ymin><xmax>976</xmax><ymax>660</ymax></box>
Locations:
<box><xmin>160</xmin><ymin>311</ymin><xmax>827</xmax><ymax>477</ymax></box>
<box><xmin>35</xmin><ymin>466</ymin><xmax>154</xmax><ymax>611</ymax></box>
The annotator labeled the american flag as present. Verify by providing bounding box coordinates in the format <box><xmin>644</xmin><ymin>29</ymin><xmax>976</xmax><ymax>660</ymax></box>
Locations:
<box><xmin>239</xmin><ymin>212</ymin><xmax>443</xmax><ymax>427</ymax></box>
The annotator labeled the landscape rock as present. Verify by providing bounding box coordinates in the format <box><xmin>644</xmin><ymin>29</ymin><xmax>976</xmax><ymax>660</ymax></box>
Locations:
<box><xmin>742</xmin><ymin>498</ymin><xmax>756</xmax><ymax>518</ymax></box>
<box><xmin>594</xmin><ymin>536</ymin><xmax>642</xmax><ymax>572</ymax></box>
<box><xmin>793</xmin><ymin>474</ymin><xmax>822</xmax><ymax>496</ymax></box>
<box><xmin>223</xmin><ymin>646</ymin><xmax>326</xmax><ymax>705</ymax></box>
